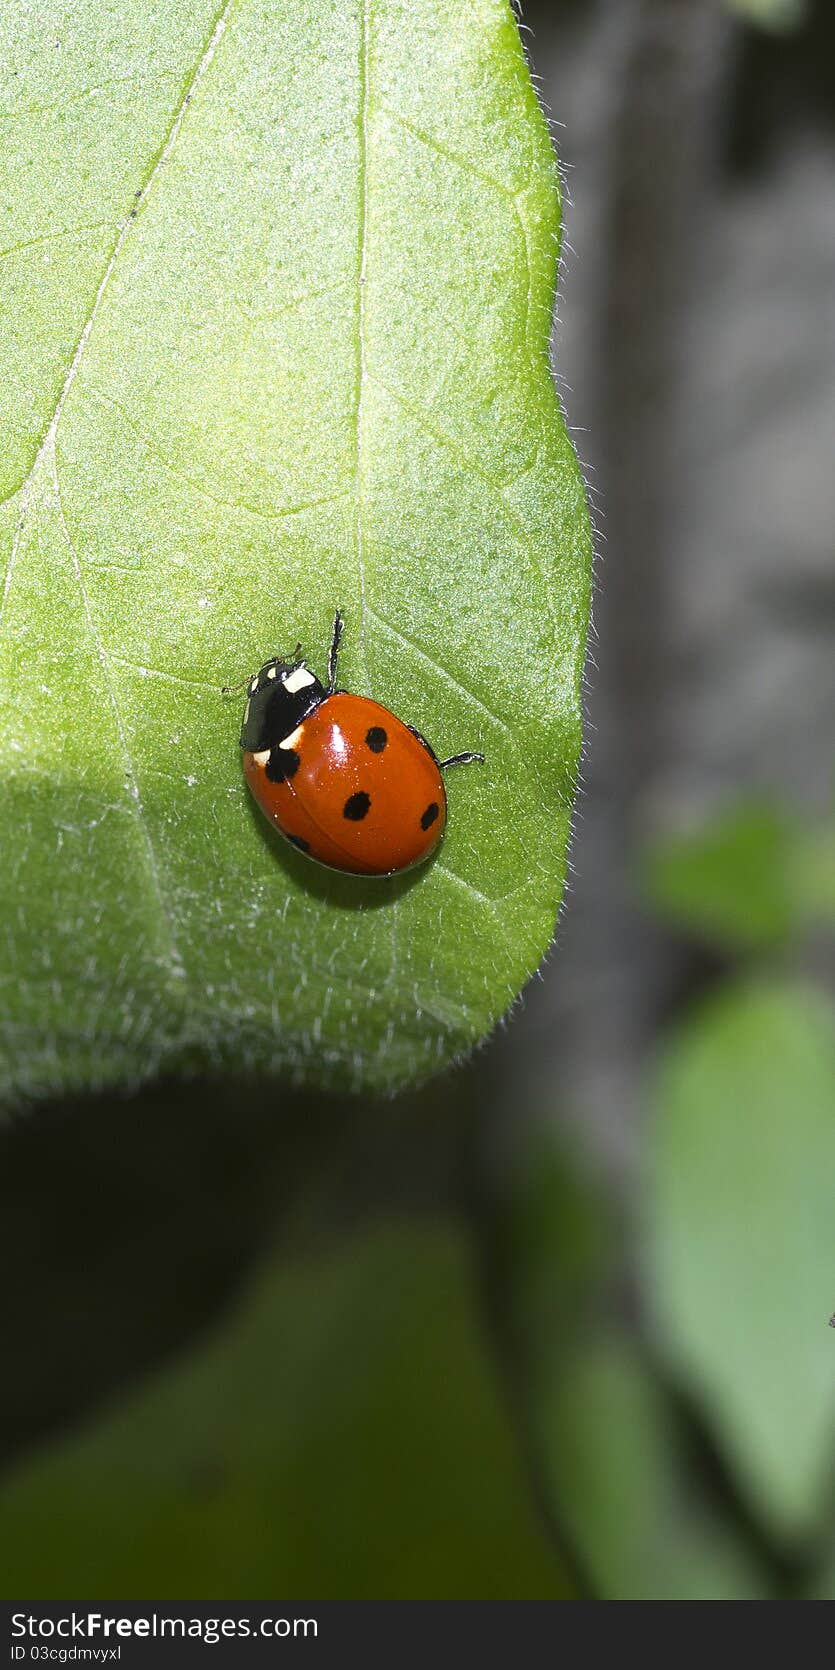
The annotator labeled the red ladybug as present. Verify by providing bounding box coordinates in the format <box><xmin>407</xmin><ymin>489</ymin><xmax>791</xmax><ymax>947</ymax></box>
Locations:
<box><xmin>237</xmin><ymin>611</ymin><xmax>483</xmax><ymax>876</ymax></box>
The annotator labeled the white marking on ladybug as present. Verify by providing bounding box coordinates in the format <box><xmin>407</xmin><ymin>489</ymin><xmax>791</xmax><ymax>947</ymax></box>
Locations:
<box><xmin>279</xmin><ymin>724</ymin><xmax>304</xmax><ymax>751</ymax></box>
<box><xmin>249</xmin><ymin>677</ymin><xmax>258</xmax><ymax>695</ymax></box>
<box><xmin>267</xmin><ymin>665</ymin><xmax>278</xmax><ymax>680</ymax></box>
<box><xmin>244</xmin><ymin>700</ymin><xmax>251</xmax><ymax>723</ymax></box>
<box><xmin>284</xmin><ymin>665</ymin><xmax>315</xmax><ymax>694</ymax></box>
<box><xmin>252</xmin><ymin>748</ymin><xmax>271</xmax><ymax>766</ymax></box>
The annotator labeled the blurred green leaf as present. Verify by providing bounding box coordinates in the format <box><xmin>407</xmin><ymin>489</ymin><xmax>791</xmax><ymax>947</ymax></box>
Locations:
<box><xmin>642</xmin><ymin>800</ymin><xmax>796</xmax><ymax>953</ymax></box>
<box><xmin>480</xmin><ymin>1137</ymin><xmax>765</xmax><ymax>1597</ymax></box>
<box><xmin>645</xmin><ymin>981</ymin><xmax>835</xmax><ymax>1546</ymax></box>
<box><xmin>537</xmin><ymin>1333</ymin><xmax>768</xmax><ymax>1599</ymax></box>
<box><xmin>725</xmin><ymin>0</ymin><xmax>808</xmax><ymax>32</ymax></box>
<box><xmin>0</xmin><ymin>0</ymin><xmax>590</xmax><ymax>1104</ymax></box>
<box><xmin>645</xmin><ymin>798</ymin><xmax>835</xmax><ymax>953</ymax></box>
<box><xmin>795</xmin><ymin>823</ymin><xmax>835</xmax><ymax>925</ymax></box>
<box><xmin>805</xmin><ymin>1532</ymin><xmax>835</xmax><ymax>1599</ymax></box>
<box><xmin>0</xmin><ymin>1219</ymin><xmax>572</xmax><ymax>1598</ymax></box>
<box><xmin>807</xmin><ymin>1551</ymin><xmax>835</xmax><ymax>1599</ymax></box>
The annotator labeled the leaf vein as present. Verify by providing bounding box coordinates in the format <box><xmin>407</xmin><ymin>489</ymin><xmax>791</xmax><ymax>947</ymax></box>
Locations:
<box><xmin>370</xmin><ymin>375</ymin><xmax>559</xmax><ymax>636</ymax></box>
<box><xmin>89</xmin><ymin>388</ymin><xmax>349</xmax><ymax>525</ymax></box>
<box><xmin>52</xmin><ymin>453</ymin><xmax>185</xmax><ymax>986</ymax></box>
<box><xmin>0</xmin><ymin>222</ymin><xmax>116</xmax><ymax>265</ymax></box>
<box><xmin>434</xmin><ymin>861</ymin><xmax>522</xmax><ymax>915</ymax></box>
<box><xmin>365</xmin><ymin>603</ymin><xmax>512</xmax><ymax>737</ymax></box>
<box><xmin>353</xmin><ymin>0</ymin><xmax>372</xmax><ymax>691</ymax></box>
<box><xmin>0</xmin><ymin>71</ymin><xmax>181</xmax><ymax>123</ymax></box>
<box><xmin>109</xmin><ymin>656</ymin><xmax>222</xmax><ymax>696</ymax></box>
<box><xmin>382</xmin><ymin>104</ymin><xmax>516</xmax><ymax>201</ymax></box>
<box><xmin>0</xmin><ymin>0</ymin><xmax>239</xmax><ymax>541</ymax></box>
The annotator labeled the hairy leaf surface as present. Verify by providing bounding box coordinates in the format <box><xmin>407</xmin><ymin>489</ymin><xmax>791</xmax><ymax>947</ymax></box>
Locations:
<box><xmin>0</xmin><ymin>0</ymin><xmax>590</xmax><ymax>1097</ymax></box>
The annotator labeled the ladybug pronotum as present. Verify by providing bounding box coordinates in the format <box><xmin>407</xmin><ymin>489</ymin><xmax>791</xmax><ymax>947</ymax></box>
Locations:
<box><xmin>236</xmin><ymin>611</ymin><xmax>483</xmax><ymax>876</ymax></box>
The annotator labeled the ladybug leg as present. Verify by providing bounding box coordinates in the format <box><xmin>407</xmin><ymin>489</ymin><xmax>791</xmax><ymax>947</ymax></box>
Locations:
<box><xmin>439</xmin><ymin>750</ymin><xmax>485</xmax><ymax>769</ymax></box>
<box><xmin>326</xmin><ymin>609</ymin><xmax>345</xmax><ymax>693</ymax></box>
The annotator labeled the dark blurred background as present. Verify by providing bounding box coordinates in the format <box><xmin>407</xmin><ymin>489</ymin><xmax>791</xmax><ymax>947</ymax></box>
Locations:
<box><xmin>1</xmin><ymin>0</ymin><xmax>834</xmax><ymax>1599</ymax></box>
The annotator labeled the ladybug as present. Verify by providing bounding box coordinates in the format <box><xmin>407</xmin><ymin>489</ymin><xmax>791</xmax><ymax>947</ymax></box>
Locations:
<box><xmin>236</xmin><ymin>611</ymin><xmax>483</xmax><ymax>876</ymax></box>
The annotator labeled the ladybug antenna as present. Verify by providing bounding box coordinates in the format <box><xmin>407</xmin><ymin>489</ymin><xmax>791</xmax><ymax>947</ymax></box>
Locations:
<box><xmin>221</xmin><ymin>675</ymin><xmax>253</xmax><ymax>696</ymax></box>
<box><xmin>327</xmin><ymin>610</ymin><xmax>345</xmax><ymax>693</ymax></box>
<box><xmin>439</xmin><ymin>750</ymin><xmax>485</xmax><ymax>770</ymax></box>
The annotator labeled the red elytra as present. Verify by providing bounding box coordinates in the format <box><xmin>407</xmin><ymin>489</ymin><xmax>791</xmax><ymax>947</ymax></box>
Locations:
<box><xmin>236</xmin><ymin>612</ymin><xmax>483</xmax><ymax>877</ymax></box>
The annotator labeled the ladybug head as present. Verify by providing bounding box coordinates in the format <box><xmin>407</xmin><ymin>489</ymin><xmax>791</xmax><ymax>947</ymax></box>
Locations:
<box><xmin>240</xmin><ymin>656</ymin><xmax>326</xmax><ymax>753</ymax></box>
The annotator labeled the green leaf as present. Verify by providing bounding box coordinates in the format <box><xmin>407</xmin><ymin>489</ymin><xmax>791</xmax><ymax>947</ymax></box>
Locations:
<box><xmin>485</xmin><ymin>1140</ymin><xmax>768</xmax><ymax>1597</ymax></box>
<box><xmin>538</xmin><ymin>1334</ymin><xmax>769</xmax><ymax>1599</ymax></box>
<box><xmin>642</xmin><ymin>799</ymin><xmax>797</xmax><ymax>953</ymax></box>
<box><xmin>0</xmin><ymin>1219</ymin><xmax>573</xmax><ymax>1598</ymax></box>
<box><xmin>807</xmin><ymin>1542</ymin><xmax>835</xmax><ymax>1600</ymax></box>
<box><xmin>795</xmin><ymin>821</ymin><xmax>835</xmax><ymax>925</ymax></box>
<box><xmin>644</xmin><ymin>981</ymin><xmax>835</xmax><ymax>1545</ymax></box>
<box><xmin>725</xmin><ymin>0</ymin><xmax>808</xmax><ymax>32</ymax></box>
<box><xmin>0</xmin><ymin>0</ymin><xmax>590</xmax><ymax>1100</ymax></box>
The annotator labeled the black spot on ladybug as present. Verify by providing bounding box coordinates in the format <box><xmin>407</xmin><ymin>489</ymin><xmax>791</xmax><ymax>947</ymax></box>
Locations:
<box><xmin>365</xmin><ymin>725</ymin><xmax>387</xmax><ymax>753</ymax></box>
<box><xmin>287</xmin><ymin>833</ymin><xmax>310</xmax><ymax>852</ymax></box>
<box><xmin>421</xmin><ymin>801</ymin><xmax>440</xmax><ymax>830</ymax></box>
<box><xmin>343</xmin><ymin>791</ymin><xmax>371</xmax><ymax>821</ymax></box>
<box><xmin>266</xmin><ymin>747</ymin><xmax>300</xmax><ymax>783</ymax></box>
